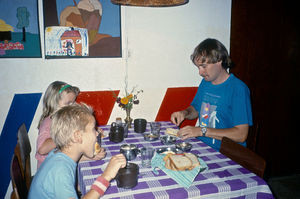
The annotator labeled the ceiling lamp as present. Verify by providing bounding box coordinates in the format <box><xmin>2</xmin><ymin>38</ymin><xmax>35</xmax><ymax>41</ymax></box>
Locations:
<box><xmin>111</xmin><ymin>0</ymin><xmax>188</xmax><ymax>7</ymax></box>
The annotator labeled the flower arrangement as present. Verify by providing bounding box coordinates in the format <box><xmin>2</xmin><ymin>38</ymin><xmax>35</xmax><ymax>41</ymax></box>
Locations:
<box><xmin>113</xmin><ymin>76</ymin><xmax>143</xmax><ymax>127</ymax></box>
<box><xmin>113</xmin><ymin>79</ymin><xmax>143</xmax><ymax>127</ymax></box>
<box><xmin>115</xmin><ymin>86</ymin><xmax>143</xmax><ymax>111</ymax></box>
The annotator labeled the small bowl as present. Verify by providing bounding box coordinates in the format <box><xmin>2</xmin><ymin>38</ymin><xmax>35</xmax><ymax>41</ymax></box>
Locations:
<box><xmin>175</xmin><ymin>141</ymin><xmax>192</xmax><ymax>152</ymax></box>
<box><xmin>160</xmin><ymin>135</ymin><xmax>177</xmax><ymax>145</ymax></box>
<box><xmin>156</xmin><ymin>147</ymin><xmax>183</xmax><ymax>154</ymax></box>
<box><xmin>143</xmin><ymin>132</ymin><xmax>159</xmax><ymax>141</ymax></box>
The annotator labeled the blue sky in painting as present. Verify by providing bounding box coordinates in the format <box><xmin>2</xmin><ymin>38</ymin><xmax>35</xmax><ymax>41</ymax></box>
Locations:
<box><xmin>0</xmin><ymin>0</ymin><xmax>39</xmax><ymax>34</ymax></box>
<box><xmin>56</xmin><ymin>0</ymin><xmax>121</xmax><ymax>37</ymax></box>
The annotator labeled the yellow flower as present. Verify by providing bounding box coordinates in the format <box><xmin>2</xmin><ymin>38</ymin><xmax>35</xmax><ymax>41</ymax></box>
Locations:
<box><xmin>127</xmin><ymin>94</ymin><xmax>133</xmax><ymax>100</ymax></box>
<box><xmin>121</xmin><ymin>97</ymin><xmax>129</xmax><ymax>105</ymax></box>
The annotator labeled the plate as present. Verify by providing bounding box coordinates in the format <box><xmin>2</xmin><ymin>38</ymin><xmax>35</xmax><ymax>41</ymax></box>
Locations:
<box><xmin>156</xmin><ymin>147</ymin><xmax>183</xmax><ymax>154</ymax></box>
<box><xmin>175</xmin><ymin>141</ymin><xmax>192</xmax><ymax>152</ymax></box>
<box><xmin>143</xmin><ymin>132</ymin><xmax>159</xmax><ymax>141</ymax></box>
<box><xmin>160</xmin><ymin>135</ymin><xmax>177</xmax><ymax>145</ymax></box>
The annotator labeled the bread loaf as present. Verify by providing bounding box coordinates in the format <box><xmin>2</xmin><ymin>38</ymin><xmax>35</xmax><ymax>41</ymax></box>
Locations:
<box><xmin>184</xmin><ymin>153</ymin><xmax>200</xmax><ymax>169</ymax></box>
<box><xmin>165</xmin><ymin>128</ymin><xmax>179</xmax><ymax>137</ymax></box>
<box><xmin>163</xmin><ymin>153</ymin><xmax>200</xmax><ymax>171</ymax></box>
<box><xmin>169</xmin><ymin>154</ymin><xmax>192</xmax><ymax>171</ymax></box>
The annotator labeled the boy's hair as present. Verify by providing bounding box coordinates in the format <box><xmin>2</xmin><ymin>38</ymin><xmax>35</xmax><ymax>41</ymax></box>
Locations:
<box><xmin>50</xmin><ymin>103</ymin><xmax>94</xmax><ymax>150</ymax></box>
<box><xmin>38</xmin><ymin>81</ymin><xmax>80</xmax><ymax>128</ymax></box>
<box><xmin>190</xmin><ymin>38</ymin><xmax>233</xmax><ymax>69</ymax></box>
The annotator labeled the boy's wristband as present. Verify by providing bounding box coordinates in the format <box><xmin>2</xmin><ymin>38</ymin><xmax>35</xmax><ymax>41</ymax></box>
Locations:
<box><xmin>91</xmin><ymin>175</ymin><xmax>110</xmax><ymax>196</ymax></box>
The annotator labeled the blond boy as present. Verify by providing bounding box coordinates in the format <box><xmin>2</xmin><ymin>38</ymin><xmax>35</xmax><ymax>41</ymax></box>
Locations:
<box><xmin>28</xmin><ymin>103</ymin><xmax>126</xmax><ymax>198</ymax></box>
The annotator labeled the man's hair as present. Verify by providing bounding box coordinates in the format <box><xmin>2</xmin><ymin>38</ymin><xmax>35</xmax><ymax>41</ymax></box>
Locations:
<box><xmin>190</xmin><ymin>38</ymin><xmax>233</xmax><ymax>69</ymax></box>
<box><xmin>50</xmin><ymin>103</ymin><xmax>94</xmax><ymax>150</ymax></box>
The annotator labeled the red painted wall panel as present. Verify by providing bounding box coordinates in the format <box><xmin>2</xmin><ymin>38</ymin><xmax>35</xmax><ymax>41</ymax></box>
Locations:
<box><xmin>76</xmin><ymin>90</ymin><xmax>119</xmax><ymax>125</ymax></box>
<box><xmin>155</xmin><ymin>87</ymin><xmax>198</xmax><ymax>128</ymax></box>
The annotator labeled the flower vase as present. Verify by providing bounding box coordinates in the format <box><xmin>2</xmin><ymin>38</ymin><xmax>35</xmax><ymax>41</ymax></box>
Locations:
<box><xmin>125</xmin><ymin>108</ymin><xmax>133</xmax><ymax>128</ymax></box>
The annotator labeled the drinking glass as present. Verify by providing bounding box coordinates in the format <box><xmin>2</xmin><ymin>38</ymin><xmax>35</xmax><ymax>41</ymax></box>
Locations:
<box><xmin>140</xmin><ymin>147</ymin><xmax>155</xmax><ymax>168</ymax></box>
<box><xmin>150</xmin><ymin>122</ymin><xmax>161</xmax><ymax>137</ymax></box>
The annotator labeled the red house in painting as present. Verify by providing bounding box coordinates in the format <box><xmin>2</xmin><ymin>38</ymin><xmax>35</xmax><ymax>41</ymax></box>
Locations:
<box><xmin>60</xmin><ymin>28</ymin><xmax>83</xmax><ymax>56</ymax></box>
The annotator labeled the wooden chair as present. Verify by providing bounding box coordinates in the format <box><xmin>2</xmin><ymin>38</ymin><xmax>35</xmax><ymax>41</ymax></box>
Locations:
<box><xmin>220</xmin><ymin>136</ymin><xmax>266</xmax><ymax>178</ymax></box>
<box><xmin>10</xmin><ymin>153</ymin><xmax>28</xmax><ymax>199</ymax></box>
<box><xmin>246</xmin><ymin>121</ymin><xmax>260</xmax><ymax>152</ymax></box>
<box><xmin>15</xmin><ymin>123</ymin><xmax>32</xmax><ymax>189</ymax></box>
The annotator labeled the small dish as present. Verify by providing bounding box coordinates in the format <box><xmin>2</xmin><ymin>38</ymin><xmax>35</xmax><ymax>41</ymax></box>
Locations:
<box><xmin>156</xmin><ymin>147</ymin><xmax>183</xmax><ymax>154</ymax></box>
<box><xmin>160</xmin><ymin>135</ymin><xmax>177</xmax><ymax>145</ymax></box>
<box><xmin>175</xmin><ymin>141</ymin><xmax>192</xmax><ymax>152</ymax></box>
<box><xmin>143</xmin><ymin>132</ymin><xmax>159</xmax><ymax>141</ymax></box>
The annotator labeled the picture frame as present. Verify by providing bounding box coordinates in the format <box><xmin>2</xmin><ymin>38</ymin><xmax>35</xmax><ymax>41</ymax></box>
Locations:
<box><xmin>43</xmin><ymin>0</ymin><xmax>121</xmax><ymax>58</ymax></box>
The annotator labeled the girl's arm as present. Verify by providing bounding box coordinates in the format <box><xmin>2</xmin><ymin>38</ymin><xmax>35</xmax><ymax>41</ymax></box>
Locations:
<box><xmin>38</xmin><ymin>138</ymin><xmax>56</xmax><ymax>155</ymax></box>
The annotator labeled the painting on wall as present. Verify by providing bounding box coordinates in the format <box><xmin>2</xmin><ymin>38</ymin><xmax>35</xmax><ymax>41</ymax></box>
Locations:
<box><xmin>45</xmin><ymin>26</ymin><xmax>89</xmax><ymax>56</ymax></box>
<box><xmin>0</xmin><ymin>0</ymin><xmax>41</xmax><ymax>58</ymax></box>
<box><xmin>44</xmin><ymin>0</ymin><xmax>121</xmax><ymax>58</ymax></box>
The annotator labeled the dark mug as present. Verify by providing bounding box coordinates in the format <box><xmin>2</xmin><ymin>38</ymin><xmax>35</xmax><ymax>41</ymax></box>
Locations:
<box><xmin>134</xmin><ymin>118</ymin><xmax>147</xmax><ymax>133</ymax></box>
<box><xmin>115</xmin><ymin>163</ymin><xmax>139</xmax><ymax>189</ymax></box>
<box><xmin>109</xmin><ymin>122</ymin><xmax>124</xmax><ymax>143</ymax></box>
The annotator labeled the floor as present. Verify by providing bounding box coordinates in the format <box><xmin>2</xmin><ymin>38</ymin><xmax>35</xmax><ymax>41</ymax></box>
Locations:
<box><xmin>267</xmin><ymin>174</ymin><xmax>300</xmax><ymax>199</ymax></box>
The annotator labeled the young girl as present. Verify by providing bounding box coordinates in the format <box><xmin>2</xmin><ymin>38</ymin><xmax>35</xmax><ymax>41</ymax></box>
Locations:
<box><xmin>36</xmin><ymin>81</ymin><xmax>106</xmax><ymax>168</ymax></box>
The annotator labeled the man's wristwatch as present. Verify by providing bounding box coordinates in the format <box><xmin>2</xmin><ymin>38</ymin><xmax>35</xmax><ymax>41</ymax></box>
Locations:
<box><xmin>201</xmin><ymin>127</ymin><xmax>207</xmax><ymax>137</ymax></box>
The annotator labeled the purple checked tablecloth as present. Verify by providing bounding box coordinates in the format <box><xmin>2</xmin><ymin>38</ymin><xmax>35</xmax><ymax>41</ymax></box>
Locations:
<box><xmin>78</xmin><ymin>121</ymin><xmax>274</xmax><ymax>199</ymax></box>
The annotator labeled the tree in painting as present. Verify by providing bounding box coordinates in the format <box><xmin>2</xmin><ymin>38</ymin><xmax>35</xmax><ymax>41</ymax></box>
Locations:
<box><xmin>16</xmin><ymin>7</ymin><xmax>30</xmax><ymax>42</ymax></box>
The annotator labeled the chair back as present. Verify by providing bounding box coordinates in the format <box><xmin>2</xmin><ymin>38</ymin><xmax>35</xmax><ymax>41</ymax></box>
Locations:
<box><xmin>247</xmin><ymin>121</ymin><xmax>260</xmax><ymax>152</ymax></box>
<box><xmin>220</xmin><ymin>136</ymin><xmax>266</xmax><ymax>178</ymax></box>
<box><xmin>10</xmin><ymin>153</ymin><xmax>28</xmax><ymax>199</ymax></box>
<box><xmin>15</xmin><ymin>123</ymin><xmax>32</xmax><ymax>189</ymax></box>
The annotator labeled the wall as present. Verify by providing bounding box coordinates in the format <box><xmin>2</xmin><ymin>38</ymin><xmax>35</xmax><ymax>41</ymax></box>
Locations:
<box><xmin>0</xmin><ymin>0</ymin><xmax>231</xmax><ymax>197</ymax></box>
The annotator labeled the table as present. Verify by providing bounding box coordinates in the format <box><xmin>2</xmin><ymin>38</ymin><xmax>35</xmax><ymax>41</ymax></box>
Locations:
<box><xmin>78</xmin><ymin>121</ymin><xmax>274</xmax><ymax>199</ymax></box>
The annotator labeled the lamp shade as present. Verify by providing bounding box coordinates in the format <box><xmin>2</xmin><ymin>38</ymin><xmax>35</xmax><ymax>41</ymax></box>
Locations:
<box><xmin>111</xmin><ymin>0</ymin><xmax>188</xmax><ymax>7</ymax></box>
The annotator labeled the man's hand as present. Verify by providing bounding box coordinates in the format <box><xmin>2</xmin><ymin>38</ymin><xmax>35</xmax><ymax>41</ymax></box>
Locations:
<box><xmin>177</xmin><ymin>126</ymin><xmax>202</xmax><ymax>140</ymax></box>
<box><xmin>170</xmin><ymin>111</ymin><xmax>186</xmax><ymax>126</ymax></box>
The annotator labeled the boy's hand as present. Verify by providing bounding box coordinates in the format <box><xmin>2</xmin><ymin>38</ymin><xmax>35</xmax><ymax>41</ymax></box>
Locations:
<box><xmin>92</xmin><ymin>147</ymin><xmax>106</xmax><ymax>160</ymax></box>
<box><xmin>102</xmin><ymin>154</ymin><xmax>126</xmax><ymax>182</ymax></box>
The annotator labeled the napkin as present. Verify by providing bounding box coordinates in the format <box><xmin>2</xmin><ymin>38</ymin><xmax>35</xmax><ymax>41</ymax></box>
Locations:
<box><xmin>151</xmin><ymin>153</ymin><xmax>208</xmax><ymax>188</ymax></box>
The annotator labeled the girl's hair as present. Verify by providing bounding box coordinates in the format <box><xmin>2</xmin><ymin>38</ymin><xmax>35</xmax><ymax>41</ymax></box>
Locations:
<box><xmin>190</xmin><ymin>38</ymin><xmax>233</xmax><ymax>69</ymax></box>
<box><xmin>50</xmin><ymin>103</ymin><xmax>94</xmax><ymax>150</ymax></box>
<box><xmin>38</xmin><ymin>81</ymin><xmax>80</xmax><ymax>129</ymax></box>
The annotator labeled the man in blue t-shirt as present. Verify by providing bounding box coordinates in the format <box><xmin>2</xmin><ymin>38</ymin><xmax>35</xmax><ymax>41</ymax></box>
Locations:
<box><xmin>171</xmin><ymin>38</ymin><xmax>252</xmax><ymax>151</ymax></box>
